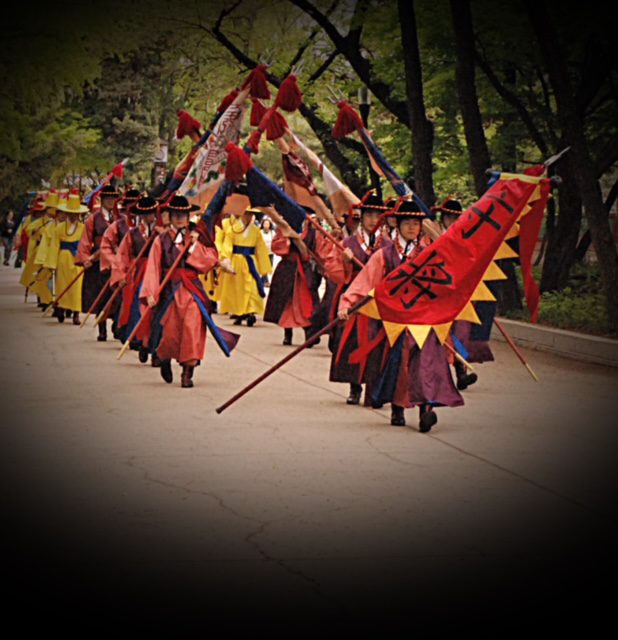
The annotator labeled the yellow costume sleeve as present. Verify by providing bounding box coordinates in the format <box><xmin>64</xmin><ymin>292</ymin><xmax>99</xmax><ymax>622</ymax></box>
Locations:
<box><xmin>254</xmin><ymin>228</ymin><xmax>272</xmax><ymax>276</ymax></box>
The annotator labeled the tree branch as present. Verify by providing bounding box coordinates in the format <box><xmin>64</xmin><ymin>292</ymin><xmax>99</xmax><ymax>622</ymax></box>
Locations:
<box><xmin>288</xmin><ymin>0</ymin><xmax>410</xmax><ymax>127</ymax></box>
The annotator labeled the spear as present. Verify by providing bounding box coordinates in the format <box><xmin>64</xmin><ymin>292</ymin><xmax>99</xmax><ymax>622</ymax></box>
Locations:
<box><xmin>216</xmin><ymin>295</ymin><xmax>373</xmax><ymax>414</ymax></box>
<box><xmin>493</xmin><ymin>317</ymin><xmax>538</xmax><ymax>381</ymax></box>
<box><xmin>117</xmin><ymin>240</ymin><xmax>191</xmax><ymax>361</ymax></box>
<box><xmin>94</xmin><ymin>232</ymin><xmax>158</xmax><ymax>326</ymax></box>
<box><xmin>80</xmin><ymin>276</ymin><xmax>113</xmax><ymax>328</ymax></box>
<box><xmin>43</xmin><ymin>249</ymin><xmax>100</xmax><ymax>316</ymax></box>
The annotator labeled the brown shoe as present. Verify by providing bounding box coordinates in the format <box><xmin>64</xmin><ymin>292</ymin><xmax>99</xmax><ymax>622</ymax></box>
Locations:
<box><xmin>181</xmin><ymin>365</ymin><xmax>194</xmax><ymax>388</ymax></box>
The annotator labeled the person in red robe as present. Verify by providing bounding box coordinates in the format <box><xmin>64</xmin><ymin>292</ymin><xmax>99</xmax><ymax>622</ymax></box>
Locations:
<box><xmin>328</xmin><ymin>190</ymin><xmax>391</xmax><ymax>405</ymax></box>
<box><xmin>75</xmin><ymin>183</ymin><xmax>120</xmax><ymax>341</ymax></box>
<box><xmin>140</xmin><ymin>195</ymin><xmax>218</xmax><ymax>388</ymax></box>
<box><xmin>112</xmin><ymin>195</ymin><xmax>159</xmax><ymax>365</ymax></box>
<box><xmin>263</xmin><ymin>207</ymin><xmax>345</xmax><ymax>346</ymax></box>
<box><xmin>337</xmin><ymin>198</ymin><xmax>463</xmax><ymax>432</ymax></box>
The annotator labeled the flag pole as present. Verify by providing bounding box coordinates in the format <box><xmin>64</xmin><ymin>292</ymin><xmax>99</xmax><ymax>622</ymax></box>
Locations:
<box><xmin>94</xmin><ymin>232</ymin><xmax>158</xmax><ymax>326</ymax></box>
<box><xmin>80</xmin><ymin>277</ymin><xmax>112</xmax><ymax>328</ymax></box>
<box><xmin>215</xmin><ymin>295</ymin><xmax>373</xmax><ymax>414</ymax></box>
<box><xmin>43</xmin><ymin>249</ymin><xmax>100</xmax><ymax>316</ymax></box>
<box><xmin>493</xmin><ymin>318</ymin><xmax>539</xmax><ymax>381</ymax></box>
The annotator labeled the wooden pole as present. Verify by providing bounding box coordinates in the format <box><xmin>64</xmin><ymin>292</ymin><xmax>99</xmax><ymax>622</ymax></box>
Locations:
<box><xmin>493</xmin><ymin>318</ymin><xmax>539</xmax><ymax>381</ymax></box>
<box><xmin>80</xmin><ymin>277</ymin><xmax>112</xmax><ymax>328</ymax></box>
<box><xmin>215</xmin><ymin>295</ymin><xmax>373</xmax><ymax>414</ymax></box>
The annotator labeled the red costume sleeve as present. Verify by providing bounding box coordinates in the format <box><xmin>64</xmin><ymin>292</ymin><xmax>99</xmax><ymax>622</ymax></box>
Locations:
<box><xmin>111</xmin><ymin>231</ymin><xmax>133</xmax><ymax>287</ymax></box>
<box><xmin>100</xmin><ymin>221</ymin><xmax>120</xmax><ymax>272</ymax></box>
<box><xmin>315</xmin><ymin>230</ymin><xmax>347</xmax><ymax>284</ymax></box>
<box><xmin>75</xmin><ymin>215</ymin><xmax>95</xmax><ymax>266</ymax></box>
<box><xmin>271</xmin><ymin>228</ymin><xmax>291</xmax><ymax>256</ymax></box>
<box><xmin>339</xmin><ymin>249</ymin><xmax>386</xmax><ymax>312</ymax></box>
<box><xmin>186</xmin><ymin>241</ymin><xmax>218</xmax><ymax>274</ymax></box>
<box><xmin>140</xmin><ymin>235</ymin><xmax>163</xmax><ymax>305</ymax></box>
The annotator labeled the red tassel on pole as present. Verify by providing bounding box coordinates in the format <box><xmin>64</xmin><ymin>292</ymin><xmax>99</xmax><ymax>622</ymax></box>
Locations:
<box><xmin>332</xmin><ymin>101</ymin><xmax>364</xmax><ymax>139</ymax></box>
<box><xmin>246</xmin><ymin>130</ymin><xmax>263</xmax><ymax>155</ymax></box>
<box><xmin>242</xmin><ymin>64</ymin><xmax>271</xmax><ymax>100</ymax></box>
<box><xmin>250</xmin><ymin>98</ymin><xmax>269</xmax><ymax>126</ymax></box>
<box><xmin>217</xmin><ymin>88</ymin><xmax>239</xmax><ymax>113</ymax></box>
<box><xmin>176</xmin><ymin>110</ymin><xmax>203</xmax><ymax>139</ymax></box>
<box><xmin>224</xmin><ymin>143</ymin><xmax>254</xmax><ymax>182</ymax></box>
<box><xmin>275</xmin><ymin>74</ymin><xmax>303</xmax><ymax>112</ymax></box>
<box><xmin>265</xmin><ymin>110</ymin><xmax>288</xmax><ymax>141</ymax></box>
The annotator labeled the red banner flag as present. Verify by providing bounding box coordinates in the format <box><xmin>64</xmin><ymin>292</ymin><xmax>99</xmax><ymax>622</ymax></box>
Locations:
<box><xmin>360</xmin><ymin>171</ymin><xmax>551</xmax><ymax>346</ymax></box>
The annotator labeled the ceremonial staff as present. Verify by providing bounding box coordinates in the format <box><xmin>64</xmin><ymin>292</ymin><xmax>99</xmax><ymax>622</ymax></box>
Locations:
<box><xmin>117</xmin><ymin>240</ymin><xmax>191</xmax><ymax>361</ymax></box>
<box><xmin>80</xmin><ymin>276</ymin><xmax>113</xmax><ymax>328</ymax></box>
<box><xmin>93</xmin><ymin>231</ymin><xmax>158</xmax><ymax>326</ymax></box>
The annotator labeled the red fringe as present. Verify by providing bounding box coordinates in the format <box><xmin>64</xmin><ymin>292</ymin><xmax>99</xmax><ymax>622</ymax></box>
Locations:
<box><xmin>217</xmin><ymin>88</ymin><xmax>239</xmax><ymax>113</ymax></box>
<box><xmin>275</xmin><ymin>74</ymin><xmax>303</xmax><ymax>112</ymax></box>
<box><xmin>250</xmin><ymin>98</ymin><xmax>269</xmax><ymax>126</ymax></box>
<box><xmin>332</xmin><ymin>101</ymin><xmax>364</xmax><ymax>139</ymax></box>
<box><xmin>224</xmin><ymin>143</ymin><xmax>254</xmax><ymax>182</ymax></box>
<box><xmin>246</xmin><ymin>130</ymin><xmax>262</xmax><ymax>155</ymax></box>
<box><xmin>265</xmin><ymin>110</ymin><xmax>288</xmax><ymax>141</ymax></box>
<box><xmin>176</xmin><ymin>110</ymin><xmax>202</xmax><ymax>139</ymax></box>
<box><xmin>242</xmin><ymin>64</ymin><xmax>271</xmax><ymax>100</ymax></box>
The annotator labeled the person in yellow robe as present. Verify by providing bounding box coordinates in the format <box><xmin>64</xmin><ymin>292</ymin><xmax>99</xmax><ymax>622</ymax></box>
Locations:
<box><xmin>215</xmin><ymin>207</ymin><xmax>272</xmax><ymax>326</ymax></box>
<box><xmin>18</xmin><ymin>195</ymin><xmax>51</xmax><ymax>306</ymax></box>
<box><xmin>41</xmin><ymin>192</ymin><xmax>86</xmax><ymax>324</ymax></box>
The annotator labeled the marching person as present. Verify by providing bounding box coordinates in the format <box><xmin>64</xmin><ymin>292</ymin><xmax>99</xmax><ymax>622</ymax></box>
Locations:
<box><xmin>1</xmin><ymin>209</ymin><xmax>17</xmax><ymax>265</ymax></box>
<box><xmin>112</xmin><ymin>195</ymin><xmax>159</xmax><ymax>363</ymax></box>
<box><xmin>337</xmin><ymin>198</ymin><xmax>463</xmax><ymax>432</ymax></box>
<box><xmin>216</xmin><ymin>206</ymin><xmax>272</xmax><ymax>327</ymax></box>
<box><xmin>75</xmin><ymin>183</ymin><xmax>120</xmax><ymax>341</ymax></box>
<box><xmin>17</xmin><ymin>194</ymin><xmax>49</xmax><ymax>306</ymax></box>
<box><xmin>328</xmin><ymin>190</ymin><xmax>390</xmax><ymax>405</ymax></box>
<box><xmin>263</xmin><ymin>205</ymin><xmax>344</xmax><ymax>346</ymax></box>
<box><xmin>44</xmin><ymin>191</ymin><xmax>87</xmax><ymax>324</ymax></box>
<box><xmin>140</xmin><ymin>194</ymin><xmax>219</xmax><ymax>388</ymax></box>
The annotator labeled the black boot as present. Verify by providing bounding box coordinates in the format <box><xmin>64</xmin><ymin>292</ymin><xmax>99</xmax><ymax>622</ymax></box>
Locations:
<box><xmin>97</xmin><ymin>322</ymin><xmax>107</xmax><ymax>342</ymax></box>
<box><xmin>160</xmin><ymin>359</ymin><xmax>173</xmax><ymax>384</ymax></box>
<box><xmin>151</xmin><ymin>353</ymin><xmax>162</xmax><ymax>368</ymax></box>
<box><xmin>246</xmin><ymin>313</ymin><xmax>256</xmax><ymax>327</ymax></box>
<box><xmin>455</xmin><ymin>361</ymin><xmax>478</xmax><ymax>390</ymax></box>
<box><xmin>419</xmin><ymin>404</ymin><xmax>437</xmax><ymax>433</ymax></box>
<box><xmin>232</xmin><ymin>315</ymin><xmax>242</xmax><ymax>326</ymax></box>
<box><xmin>53</xmin><ymin>306</ymin><xmax>65</xmax><ymax>323</ymax></box>
<box><xmin>181</xmin><ymin>364</ymin><xmax>194</xmax><ymax>388</ymax></box>
<box><xmin>138</xmin><ymin>346</ymin><xmax>149</xmax><ymax>363</ymax></box>
<box><xmin>390</xmin><ymin>404</ymin><xmax>406</xmax><ymax>426</ymax></box>
<box><xmin>346</xmin><ymin>383</ymin><xmax>362</xmax><ymax>405</ymax></box>
<box><xmin>283</xmin><ymin>328</ymin><xmax>293</xmax><ymax>345</ymax></box>
<box><xmin>72</xmin><ymin>311</ymin><xmax>80</xmax><ymax>326</ymax></box>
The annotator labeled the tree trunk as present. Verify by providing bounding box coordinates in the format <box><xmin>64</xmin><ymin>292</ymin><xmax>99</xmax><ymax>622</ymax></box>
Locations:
<box><xmin>525</xmin><ymin>0</ymin><xmax>618</xmax><ymax>333</ymax></box>
<box><xmin>397</xmin><ymin>0</ymin><xmax>435</xmax><ymax>206</ymax></box>
<box><xmin>450</xmin><ymin>0</ymin><xmax>492</xmax><ymax>197</ymax></box>
<box><xmin>540</xmin><ymin>157</ymin><xmax>582</xmax><ymax>291</ymax></box>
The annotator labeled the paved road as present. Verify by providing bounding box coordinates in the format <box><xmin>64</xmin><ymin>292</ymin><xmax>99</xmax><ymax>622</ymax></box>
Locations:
<box><xmin>1</xmin><ymin>264</ymin><xmax>616</xmax><ymax>630</ymax></box>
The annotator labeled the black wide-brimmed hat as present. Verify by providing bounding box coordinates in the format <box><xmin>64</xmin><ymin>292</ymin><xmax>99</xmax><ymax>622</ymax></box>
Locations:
<box><xmin>121</xmin><ymin>188</ymin><xmax>141</xmax><ymax>204</ymax></box>
<box><xmin>100</xmin><ymin>184</ymin><xmax>121</xmax><ymax>199</ymax></box>
<box><xmin>391</xmin><ymin>198</ymin><xmax>427</xmax><ymax>220</ymax></box>
<box><xmin>132</xmin><ymin>196</ymin><xmax>159</xmax><ymax>215</ymax></box>
<box><xmin>351</xmin><ymin>189</ymin><xmax>388</xmax><ymax>214</ymax></box>
<box><xmin>162</xmin><ymin>194</ymin><xmax>200</xmax><ymax>214</ymax></box>
<box><xmin>433</xmin><ymin>196</ymin><xmax>463</xmax><ymax>217</ymax></box>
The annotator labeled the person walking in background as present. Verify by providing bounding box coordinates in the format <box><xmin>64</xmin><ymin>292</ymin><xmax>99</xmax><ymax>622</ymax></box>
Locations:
<box><xmin>1</xmin><ymin>210</ymin><xmax>17</xmax><ymax>265</ymax></box>
<box><xmin>259</xmin><ymin>216</ymin><xmax>276</xmax><ymax>287</ymax></box>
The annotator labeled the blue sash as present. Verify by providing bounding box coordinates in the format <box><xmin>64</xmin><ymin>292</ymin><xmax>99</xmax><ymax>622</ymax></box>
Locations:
<box><xmin>60</xmin><ymin>240</ymin><xmax>79</xmax><ymax>256</ymax></box>
<box><xmin>232</xmin><ymin>245</ymin><xmax>266</xmax><ymax>298</ymax></box>
<box><xmin>188</xmin><ymin>290</ymin><xmax>239</xmax><ymax>358</ymax></box>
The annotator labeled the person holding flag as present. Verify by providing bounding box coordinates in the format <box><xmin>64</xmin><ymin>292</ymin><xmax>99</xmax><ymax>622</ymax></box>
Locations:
<box><xmin>328</xmin><ymin>190</ymin><xmax>391</xmax><ymax>406</ymax></box>
<box><xmin>263</xmin><ymin>205</ymin><xmax>344</xmax><ymax>346</ymax></box>
<box><xmin>337</xmin><ymin>199</ymin><xmax>462</xmax><ymax>432</ymax></box>
<box><xmin>140</xmin><ymin>194</ymin><xmax>220</xmax><ymax>388</ymax></box>
<box><xmin>75</xmin><ymin>183</ymin><xmax>120</xmax><ymax>341</ymax></box>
